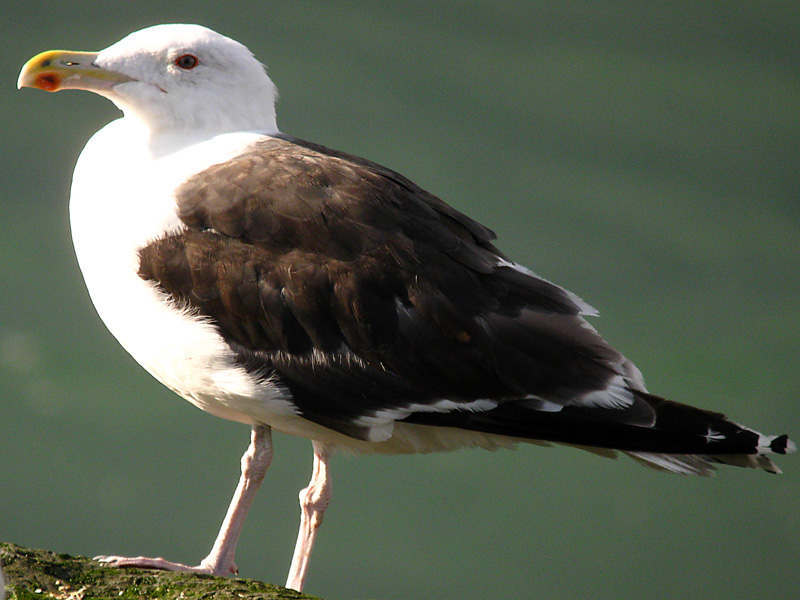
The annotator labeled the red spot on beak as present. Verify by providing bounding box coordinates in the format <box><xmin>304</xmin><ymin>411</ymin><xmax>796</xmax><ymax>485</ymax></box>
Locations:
<box><xmin>35</xmin><ymin>72</ymin><xmax>62</xmax><ymax>92</ymax></box>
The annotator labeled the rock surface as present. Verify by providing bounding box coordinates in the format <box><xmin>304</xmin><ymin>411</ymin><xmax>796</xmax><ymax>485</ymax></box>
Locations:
<box><xmin>0</xmin><ymin>543</ymin><xmax>319</xmax><ymax>600</ymax></box>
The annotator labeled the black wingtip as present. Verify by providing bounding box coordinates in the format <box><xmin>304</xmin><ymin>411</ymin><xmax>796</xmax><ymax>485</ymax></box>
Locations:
<box><xmin>769</xmin><ymin>434</ymin><xmax>794</xmax><ymax>455</ymax></box>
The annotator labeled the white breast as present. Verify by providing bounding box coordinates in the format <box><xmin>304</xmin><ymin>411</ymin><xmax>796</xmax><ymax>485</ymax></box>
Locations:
<box><xmin>69</xmin><ymin>118</ymin><xmax>297</xmax><ymax>424</ymax></box>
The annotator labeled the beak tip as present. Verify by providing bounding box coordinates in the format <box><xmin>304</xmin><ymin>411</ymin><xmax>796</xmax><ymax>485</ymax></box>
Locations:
<box><xmin>18</xmin><ymin>50</ymin><xmax>127</xmax><ymax>94</ymax></box>
<box><xmin>17</xmin><ymin>70</ymin><xmax>61</xmax><ymax>92</ymax></box>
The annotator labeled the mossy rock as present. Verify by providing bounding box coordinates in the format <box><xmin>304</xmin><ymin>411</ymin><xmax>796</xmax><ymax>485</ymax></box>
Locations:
<box><xmin>1</xmin><ymin>543</ymin><xmax>319</xmax><ymax>600</ymax></box>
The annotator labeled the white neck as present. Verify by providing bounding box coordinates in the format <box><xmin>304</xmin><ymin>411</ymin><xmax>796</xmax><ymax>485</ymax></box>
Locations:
<box><xmin>106</xmin><ymin>73</ymin><xmax>279</xmax><ymax>148</ymax></box>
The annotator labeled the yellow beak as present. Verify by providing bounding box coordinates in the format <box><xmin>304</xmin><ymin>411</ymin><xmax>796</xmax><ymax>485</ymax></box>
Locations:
<box><xmin>18</xmin><ymin>50</ymin><xmax>132</xmax><ymax>93</ymax></box>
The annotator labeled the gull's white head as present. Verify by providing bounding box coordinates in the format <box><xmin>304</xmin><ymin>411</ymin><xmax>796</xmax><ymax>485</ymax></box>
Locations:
<box><xmin>18</xmin><ymin>24</ymin><xmax>279</xmax><ymax>137</ymax></box>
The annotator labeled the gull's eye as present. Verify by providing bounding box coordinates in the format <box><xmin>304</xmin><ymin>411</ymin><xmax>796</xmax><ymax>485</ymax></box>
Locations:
<box><xmin>175</xmin><ymin>54</ymin><xmax>199</xmax><ymax>70</ymax></box>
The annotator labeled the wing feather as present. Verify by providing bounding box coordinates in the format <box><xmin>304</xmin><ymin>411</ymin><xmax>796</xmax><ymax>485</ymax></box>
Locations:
<box><xmin>136</xmin><ymin>135</ymin><xmax>792</xmax><ymax>471</ymax></box>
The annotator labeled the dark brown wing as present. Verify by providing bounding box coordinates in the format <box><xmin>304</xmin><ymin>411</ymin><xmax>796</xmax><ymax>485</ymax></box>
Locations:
<box><xmin>138</xmin><ymin>136</ymin><xmax>619</xmax><ymax>429</ymax></box>
<box><xmin>137</xmin><ymin>135</ymin><xmax>793</xmax><ymax>469</ymax></box>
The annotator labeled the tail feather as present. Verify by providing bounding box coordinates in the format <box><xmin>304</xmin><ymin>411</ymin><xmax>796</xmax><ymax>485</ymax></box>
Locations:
<box><xmin>403</xmin><ymin>391</ymin><xmax>794</xmax><ymax>475</ymax></box>
<box><xmin>626</xmin><ymin>448</ymin><xmax>785</xmax><ymax>477</ymax></box>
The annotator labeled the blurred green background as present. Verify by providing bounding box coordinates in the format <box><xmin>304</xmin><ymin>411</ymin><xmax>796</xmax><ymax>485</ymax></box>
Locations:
<box><xmin>1</xmin><ymin>2</ymin><xmax>798</xmax><ymax>599</ymax></box>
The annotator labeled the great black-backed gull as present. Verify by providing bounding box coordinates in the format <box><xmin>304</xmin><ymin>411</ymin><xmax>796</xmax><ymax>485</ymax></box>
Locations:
<box><xmin>18</xmin><ymin>23</ymin><xmax>793</xmax><ymax>592</ymax></box>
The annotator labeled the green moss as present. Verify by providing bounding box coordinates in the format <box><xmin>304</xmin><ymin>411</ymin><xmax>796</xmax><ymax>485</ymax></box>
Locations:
<box><xmin>1</xmin><ymin>542</ymin><xmax>319</xmax><ymax>600</ymax></box>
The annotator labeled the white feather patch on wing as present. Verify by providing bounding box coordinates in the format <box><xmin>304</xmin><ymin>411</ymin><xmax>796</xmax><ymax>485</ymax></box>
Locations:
<box><xmin>704</xmin><ymin>427</ymin><xmax>727</xmax><ymax>443</ymax></box>
<box><xmin>353</xmin><ymin>398</ymin><xmax>499</xmax><ymax>430</ymax></box>
<box><xmin>572</xmin><ymin>374</ymin><xmax>634</xmax><ymax>409</ymax></box>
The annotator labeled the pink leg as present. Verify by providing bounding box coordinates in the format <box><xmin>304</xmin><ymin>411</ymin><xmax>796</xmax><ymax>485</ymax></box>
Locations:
<box><xmin>96</xmin><ymin>424</ymin><xmax>273</xmax><ymax>576</ymax></box>
<box><xmin>285</xmin><ymin>441</ymin><xmax>333</xmax><ymax>591</ymax></box>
